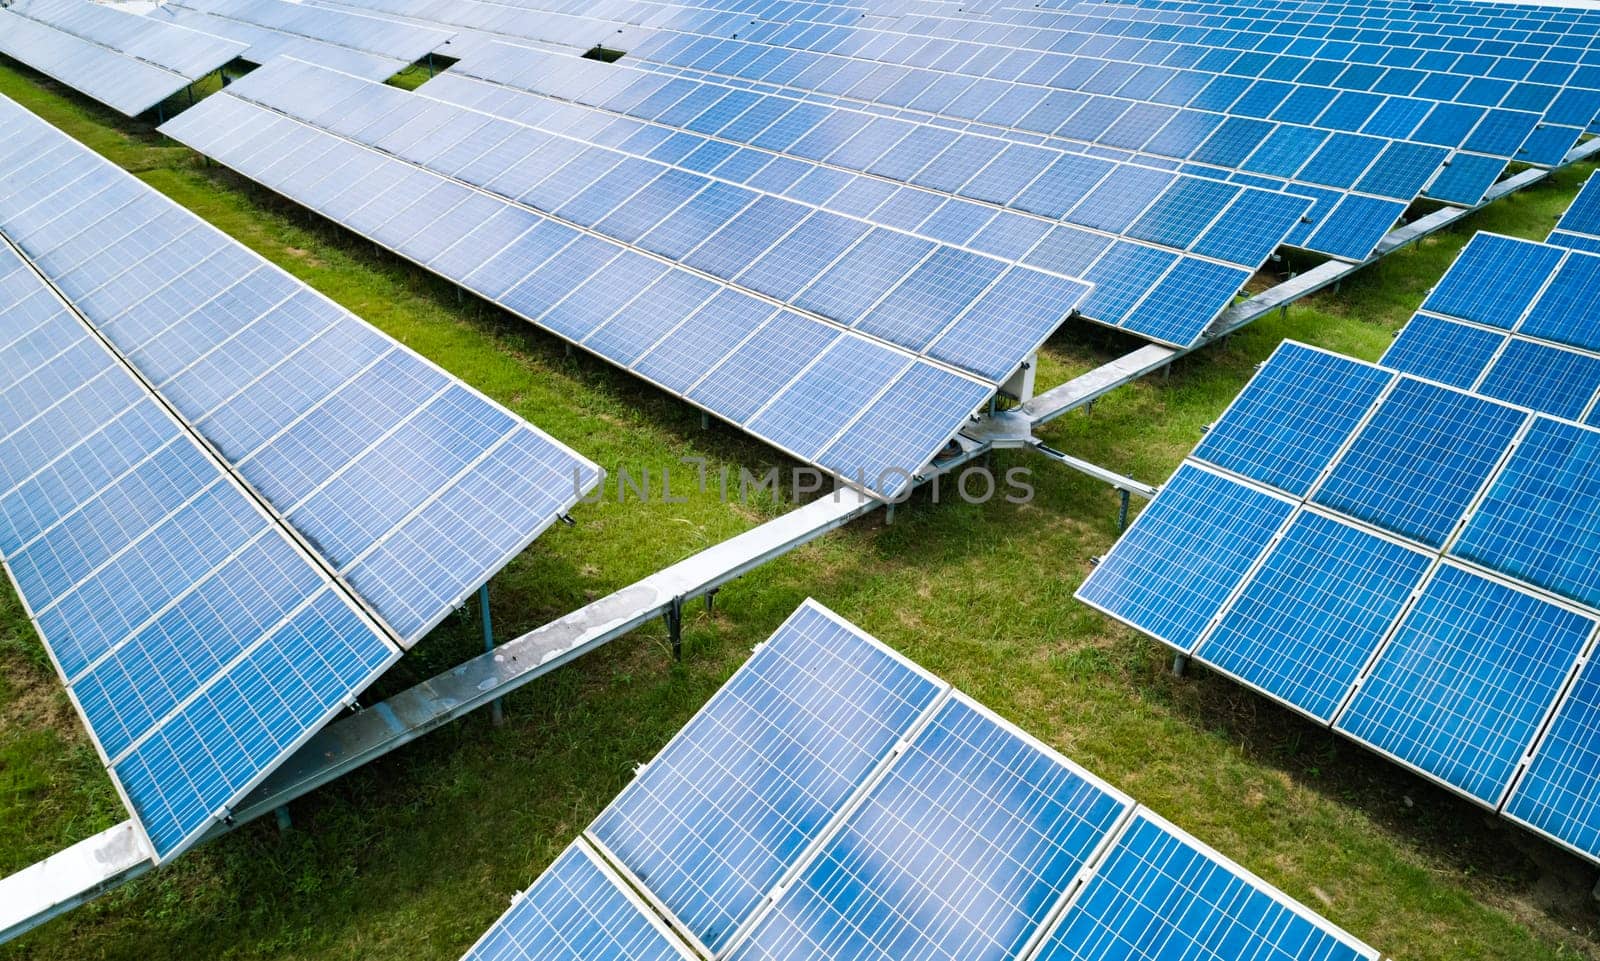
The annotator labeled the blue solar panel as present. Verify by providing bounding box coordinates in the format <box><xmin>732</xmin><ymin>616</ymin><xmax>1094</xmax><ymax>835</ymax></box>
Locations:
<box><xmin>1379</xmin><ymin>314</ymin><xmax>1504</xmax><ymax>389</ymax></box>
<box><xmin>1506</xmin><ymin>656</ymin><xmax>1600</xmax><ymax>861</ymax></box>
<box><xmin>1517</xmin><ymin>250</ymin><xmax>1600</xmax><ymax>353</ymax></box>
<box><xmin>1421</xmin><ymin>233</ymin><xmax>1564</xmax><ymax>328</ymax></box>
<box><xmin>1426</xmin><ymin>153</ymin><xmax>1508</xmax><ymax>205</ymax></box>
<box><xmin>728</xmin><ymin>694</ymin><xmax>1129</xmax><ymax>961</ymax></box>
<box><xmin>587</xmin><ymin>601</ymin><xmax>943</xmax><ymax>954</ymax></box>
<box><xmin>1476</xmin><ymin>339</ymin><xmax>1600</xmax><ymax>420</ymax></box>
<box><xmin>1194</xmin><ymin>343</ymin><xmax>1391</xmax><ymax>497</ymax></box>
<box><xmin>1553</xmin><ymin>174</ymin><xmax>1600</xmax><ymax>244</ymax></box>
<box><xmin>1196</xmin><ymin>511</ymin><xmax>1432</xmax><ymax>722</ymax></box>
<box><xmin>1303</xmin><ymin>195</ymin><xmax>1403</xmax><ymax>261</ymax></box>
<box><xmin>1312</xmin><ymin>378</ymin><xmax>1525</xmax><ymax>547</ymax></box>
<box><xmin>1077</xmin><ymin>464</ymin><xmax>1294</xmax><ymax>650</ymax></box>
<box><xmin>3</xmin><ymin>97</ymin><xmax>598</xmax><ymax>644</ymax></box>
<box><xmin>460</xmin><ymin>843</ymin><xmax>694</xmax><ymax>961</ymax></box>
<box><xmin>0</xmin><ymin>240</ymin><xmax>399</xmax><ymax>863</ymax></box>
<box><xmin>1455</xmin><ymin>417</ymin><xmax>1600</xmax><ymax>610</ymax></box>
<box><xmin>1035</xmin><ymin>811</ymin><xmax>1377</xmax><ymax>961</ymax></box>
<box><xmin>1334</xmin><ymin>563</ymin><xmax>1594</xmax><ymax>806</ymax></box>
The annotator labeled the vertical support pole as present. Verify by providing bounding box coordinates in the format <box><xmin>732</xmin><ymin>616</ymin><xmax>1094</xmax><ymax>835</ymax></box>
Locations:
<box><xmin>705</xmin><ymin>588</ymin><xmax>717</xmax><ymax>614</ymax></box>
<box><xmin>701</xmin><ymin>411</ymin><xmax>709</xmax><ymax>429</ymax></box>
<box><xmin>1117</xmin><ymin>488</ymin><xmax>1130</xmax><ymax>532</ymax></box>
<box><xmin>480</xmin><ymin>585</ymin><xmax>503</xmax><ymax>727</ymax></box>
<box><xmin>666</xmin><ymin>596</ymin><xmax>684</xmax><ymax>661</ymax></box>
<box><xmin>1171</xmin><ymin>653</ymin><xmax>1190</xmax><ymax>677</ymax></box>
<box><xmin>428</xmin><ymin>52</ymin><xmax>435</xmax><ymax>77</ymax></box>
<box><xmin>274</xmin><ymin>805</ymin><xmax>292</xmax><ymax>833</ymax></box>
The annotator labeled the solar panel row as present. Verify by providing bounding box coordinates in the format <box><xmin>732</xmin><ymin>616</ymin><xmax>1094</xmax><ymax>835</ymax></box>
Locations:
<box><xmin>161</xmin><ymin>0</ymin><xmax>455</xmax><ymax>76</ymax></box>
<box><xmin>0</xmin><ymin>96</ymin><xmax>600</xmax><ymax>643</ymax></box>
<box><xmin>0</xmin><ymin>192</ymin><xmax>399</xmax><ymax>867</ymax></box>
<box><xmin>1078</xmin><ymin>341</ymin><xmax>1600</xmax><ymax>863</ymax></box>
<box><xmin>627</xmin><ymin>11</ymin><xmax>1582</xmax><ymax>168</ymax></box>
<box><xmin>421</xmin><ymin>46</ymin><xmax>1309</xmax><ymax>345</ymax></box>
<box><xmin>1382</xmin><ymin>232</ymin><xmax>1600</xmax><ymax>424</ymax></box>
<box><xmin>0</xmin><ymin>89</ymin><xmax>600</xmax><ymax>861</ymax></box>
<box><xmin>463</xmin><ymin>599</ymin><xmax>1379</xmax><ymax>961</ymax></box>
<box><xmin>311</xmin><ymin>0</ymin><xmax>1537</xmax><ymax>246</ymax></box>
<box><xmin>161</xmin><ymin>60</ymin><xmax>1075</xmax><ymax>499</ymax></box>
<box><xmin>980</xmin><ymin>0</ymin><xmax>1600</xmax><ymax>126</ymax></box>
<box><xmin>0</xmin><ymin>0</ymin><xmax>244</xmax><ymax>116</ymax></box>
<box><xmin>8</xmin><ymin>0</ymin><xmax>247</xmax><ymax>79</ymax></box>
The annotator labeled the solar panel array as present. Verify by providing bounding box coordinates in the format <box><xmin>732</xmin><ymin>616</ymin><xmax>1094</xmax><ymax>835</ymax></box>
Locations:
<box><xmin>0</xmin><ymin>0</ymin><xmax>246</xmax><ymax>116</ymax></box>
<box><xmin>151</xmin><ymin>0</ymin><xmax>455</xmax><ymax>84</ymax></box>
<box><xmin>416</xmin><ymin>43</ymin><xmax>1312</xmax><ymax>347</ymax></box>
<box><xmin>463</xmin><ymin>599</ymin><xmax>1380</xmax><ymax>961</ymax></box>
<box><xmin>162</xmin><ymin>58</ymin><xmax>1091</xmax><ymax>498</ymax></box>
<box><xmin>1078</xmin><ymin>341</ymin><xmax>1600</xmax><ymax>863</ymax></box>
<box><xmin>0</xmin><ymin>91</ymin><xmax>599</xmax><ymax>860</ymax></box>
<box><xmin>311</xmin><ymin>0</ymin><xmax>1600</xmax><ymax>248</ymax></box>
<box><xmin>1381</xmin><ymin>231</ymin><xmax>1600</xmax><ymax>423</ymax></box>
<box><xmin>1550</xmin><ymin>171</ymin><xmax>1600</xmax><ymax>253</ymax></box>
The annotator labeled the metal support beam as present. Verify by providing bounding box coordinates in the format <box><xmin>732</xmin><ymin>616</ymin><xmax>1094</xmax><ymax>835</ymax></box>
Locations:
<box><xmin>274</xmin><ymin>806</ymin><xmax>291</xmax><ymax>833</ymax></box>
<box><xmin>481</xmin><ymin>585</ymin><xmax>503</xmax><ymax>727</ymax></box>
<box><xmin>1117</xmin><ymin>489</ymin><xmax>1130</xmax><ymax>533</ymax></box>
<box><xmin>1172</xmin><ymin>653</ymin><xmax>1190</xmax><ymax>677</ymax></box>
<box><xmin>665</xmin><ymin>595</ymin><xmax>684</xmax><ymax>661</ymax></box>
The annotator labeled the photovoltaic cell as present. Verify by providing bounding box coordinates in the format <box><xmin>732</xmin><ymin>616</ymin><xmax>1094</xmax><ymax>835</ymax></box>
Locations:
<box><xmin>1517</xmin><ymin>250</ymin><xmax>1600</xmax><ymax>353</ymax></box>
<box><xmin>1335</xmin><ymin>563</ymin><xmax>1594</xmax><ymax>806</ymax></box>
<box><xmin>1196</xmin><ymin>511</ymin><xmax>1432</xmax><ymax>722</ymax></box>
<box><xmin>587</xmin><ymin>602</ymin><xmax>943</xmax><ymax>953</ymax></box>
<box><xmin>1076</xmin><ymin>463</ymin><xmax>1294</xmax><ymax>650</ymax></box>
<box><xmin>1476</xmin><ymin>340</ymin><xmax>1600</xmax><ymax>421</ymax></box>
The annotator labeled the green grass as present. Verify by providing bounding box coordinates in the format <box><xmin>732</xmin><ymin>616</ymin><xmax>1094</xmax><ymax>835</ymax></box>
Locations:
<box><xmin>2</xmin><ymin>58</ymin><xmax>1598</xmax><ymax>960</ymax></box>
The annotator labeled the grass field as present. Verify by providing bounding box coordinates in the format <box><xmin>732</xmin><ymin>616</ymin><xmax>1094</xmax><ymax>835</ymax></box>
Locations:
<box><xmin>2</xmin><ymin>59</ymin><xmax>1598</xmax><ymax>961</ymax></box>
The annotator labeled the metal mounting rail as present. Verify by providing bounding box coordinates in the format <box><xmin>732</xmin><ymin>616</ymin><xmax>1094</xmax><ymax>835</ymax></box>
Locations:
<box><xmin>0</xmin><ymin>484</ymin><xmax>891</xmax><ymax>944</ymax></box>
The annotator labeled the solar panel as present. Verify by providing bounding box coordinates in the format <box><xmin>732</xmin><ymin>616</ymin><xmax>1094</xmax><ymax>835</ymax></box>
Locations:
<box><xmin>0</xmin><ymin>229</ymin><xmax>399</xmax><ymax>865</ymax></box>
<box><xmin>728</xmin><ymin>694</ymin><xmax>1129</xmax><ymax>961</ymax></box>
<box><xmin>468</xmin><ymin>598</ymin><xmax>1378</xmax><ymax>961</ymax></box>
<box><xmin>588</xmin><ymin>601</ymin><xmax>945</xmax><ymax>954</ymax></box>
<box><xmin>0</xmin><ymin>92</ymin><xmax>600</xmax><ymax>644</ymax></box>
<box><xmin>148</xmin><ymin>2</ymin><xmax>413</xmax><ymax>82</ymax></box>
<box><xmin>1195</xmin><ymin>510</ymin><xmax>1432</xmax><ymax>722</ymax></box>
<box><xmin>0</xmin><ymin>0</ymin><xmax>244</xmax><ymax>116</ymax></box>
<box><xmin>1080</xmin><ymin>339</ymin><xmax>1600</xmax><ymax>860</ymax></box>
<box><xmin>1333</xmin><ymin>562</ymin><xmax>1594</xmax><ymax>806</ymax></box>
<box><xmin>160</xmin><ymin>60</ymin><xmax>1065</xmax><ymax>499</ymax></box>
<box><xmin>1194</xmin><ymin>341</ymin><xmax>1392</xmax><ymax>497</ymax></box>
<box><xmin>1034</xmin><ymin>810</ymin><xmax>1376</xmax><ymax>961</ymax></box>
<box><xmin>1076</xmin><ymin>462</ymin><xmax>1295</xmax><ymax>650</ymax></box>
<box><xmin>1310</xmin><ymin>377</ymin><xmax>1525</xmax><ymax>548</ymax></box>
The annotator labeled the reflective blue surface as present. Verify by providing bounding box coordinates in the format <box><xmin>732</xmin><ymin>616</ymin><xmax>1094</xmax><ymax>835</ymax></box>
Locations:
<box><xmin>589</xmin><ymin>602</ymin><xmax>942</xmax><ymax>952</ymax></box>
<box><xmin>1335</xmin><ymin>563</ymin><xmax>1594</xmax><ymax>805</ymax></box>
